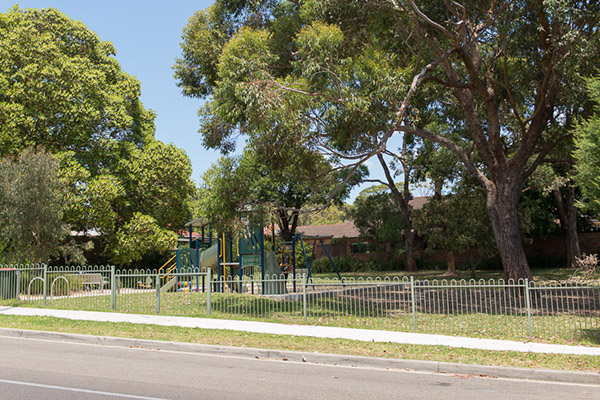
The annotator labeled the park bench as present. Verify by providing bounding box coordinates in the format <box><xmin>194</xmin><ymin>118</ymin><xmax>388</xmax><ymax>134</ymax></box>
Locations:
<box><xmin>81</xmin><ymin>273</ymin><xmax>109</xmax><ymax>291</ymax></box>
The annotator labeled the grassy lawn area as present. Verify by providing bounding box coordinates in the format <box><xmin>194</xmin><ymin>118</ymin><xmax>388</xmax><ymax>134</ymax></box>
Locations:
<box><xmin>0</xmin><ymin>314</ymin><xmax>598</xmax><ymax>373</ymax></box>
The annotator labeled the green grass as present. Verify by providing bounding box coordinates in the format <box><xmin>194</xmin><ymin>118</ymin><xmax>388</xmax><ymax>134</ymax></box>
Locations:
<box><xmin>0</xmin><ymin>314</ymin><xmax>598</xmax><ymax>373</ymax></box>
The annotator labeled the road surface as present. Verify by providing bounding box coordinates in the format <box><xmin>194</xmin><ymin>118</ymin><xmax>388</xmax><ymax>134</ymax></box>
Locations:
<box><xmin>0</xmin><ymin>335</ymin><xmax>597</xmax><ymax>399</ymax></box>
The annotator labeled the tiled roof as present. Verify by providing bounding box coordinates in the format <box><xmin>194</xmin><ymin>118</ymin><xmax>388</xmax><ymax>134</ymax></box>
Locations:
<box><xmin>297</xmin><ymin>221</ymin><xmax>360</xmax><ymax>239</ymax></box>
<box><xmin>410</xmin><ymin>196</ymin><xmax>429</xmax><ymax>210</ymax></box>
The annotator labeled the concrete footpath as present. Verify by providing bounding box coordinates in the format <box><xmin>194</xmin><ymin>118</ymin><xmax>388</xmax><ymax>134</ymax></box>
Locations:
<box><xmin>1</xmin><ymin>306</ymin><xmax>599</xmax><ymax>356</ymax></box>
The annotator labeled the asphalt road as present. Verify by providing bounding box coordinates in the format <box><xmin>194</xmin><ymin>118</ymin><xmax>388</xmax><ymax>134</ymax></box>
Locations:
<box><xmin>0</xmin><ymin>335</ymin><xmax>597</xmax><ymax>400</ymax></box>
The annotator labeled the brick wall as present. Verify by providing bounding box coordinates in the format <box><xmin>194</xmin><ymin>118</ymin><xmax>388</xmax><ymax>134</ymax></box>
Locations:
<box><xmin>309</xmin><ymin>232</ymin><xmax>600</xmax><ymax>269</ymax></box>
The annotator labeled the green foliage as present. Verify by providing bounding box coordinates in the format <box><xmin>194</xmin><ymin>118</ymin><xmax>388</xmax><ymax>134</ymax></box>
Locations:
<box><xmin>112</xmin><ymin>213</ymin><xmax>178</xmax><ymax>265</ymax></box>
<box><xmin>115</xmin><ymin>141</ymin><xmax>195</xmax><ymax>229</ymax></box>
<box><xmin>0</xmin><ymin>149</ymin><xmax>67</xmax><ymax>263</ymax></box>
<box><xmin>0</xmin><ymin>7</ymin><xmax>153</xmax><ymax>162</ymax></box>
<box><xmin>414</xmin><ymin>186</ymin><xmax>495</xmax><ymax>258</ymax></box>
<box><xmin>297</xmin><ymin>203</ymin><xmax>351</xmax><ymax>226</ymax></box>
<box><xmin>310</xmin><ymin>254</ymin><xmax>401</xmax><ymax>273</ymax></box>
<box><xmin>175</xmin><ymin>0</ymin><xmax>600</xmax><ymax>279</ymax></box>
<box><xmin>198</xmin><ymin>156</ymin><xmax>247</xmax><ymax>232</ymax></box>
<box><xmin>574</xmin><ymin>75</ymin><xmax>600</xmax><ymax>213</ymax></box>
<box><xmin>351</xmin><ymin>186</ymin><xmax>404</xmax><ymax>248</ymax></box>
<box><xmin>199</xmin><ymin>140</ymin><xmax>363</xmax><ymax>238</ymax></box>
<box><xmin>0</xmin><ymin>7</ymin><xmax>195</xmax><ymax>266</ymax></box>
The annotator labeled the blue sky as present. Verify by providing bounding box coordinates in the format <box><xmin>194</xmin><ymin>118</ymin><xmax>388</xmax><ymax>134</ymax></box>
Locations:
<box><xmin>4</xmin><ymin>1</ymin><xmax>395</xmax><ymax>202</ymax></box>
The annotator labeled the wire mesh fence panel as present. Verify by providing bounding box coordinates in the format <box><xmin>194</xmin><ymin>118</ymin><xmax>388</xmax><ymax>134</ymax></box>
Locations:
<box><xmin>160</xmin><ymin>268</ymin><xmax>208</xmax><ymax>316</ymax></box>
<box><xmin>115</xmin><ymin>269</ymin><xmax>159</xmax><ymax>315</ymax></box>
<box><xmin>413</xmin><ymin>280</ymin><xmax>531</xmax><ymax>339</ymax></box>
<box><xmin>302</xmin><ymin>277</ymin><xmax>413</xmax><ymax>331</ymax></box>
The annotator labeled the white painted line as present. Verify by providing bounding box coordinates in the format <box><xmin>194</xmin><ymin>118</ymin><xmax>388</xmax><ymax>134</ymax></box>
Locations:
<box><xmin>0</xmin><ymin>378</ymin><xmax>170</xmax><ymax>400</ymax></box>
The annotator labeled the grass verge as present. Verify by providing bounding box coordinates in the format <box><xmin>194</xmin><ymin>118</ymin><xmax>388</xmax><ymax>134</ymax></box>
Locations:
<box><xmin>0</xmin><ymin>314</ymin><xmax>598</xmax><ymax>373</ymax></box>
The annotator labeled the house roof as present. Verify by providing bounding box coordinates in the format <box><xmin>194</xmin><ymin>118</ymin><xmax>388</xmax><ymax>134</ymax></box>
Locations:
<box><xmin>410</xmin><ymin>196</ymin><xmax>429</xmax><ymax>210</ymax></box>
<box><xmin>297</xmin><ymin>221</ymin><xmax>360</xmax><ymax>239</ymax></box>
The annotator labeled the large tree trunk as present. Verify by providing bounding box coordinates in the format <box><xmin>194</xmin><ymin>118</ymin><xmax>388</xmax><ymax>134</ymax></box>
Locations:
<box><xmin>404</xmin><ymin>228</ymin><xmax>418</xmax><ymax>272</ymax></box>
<box><xmin>553</xmin><ymin>184</ymin><xmax>581</xmax><ymax>268</ymax></box>
<box><xmin>377</xmin><ymin>153</ymin><xmax>418</xmax><ymax>272</ymax></box>
<box><xmin>277</xmin><ymin>210</ymin><xmax>298</xmax><ymax>243</ymax></box>
<box><xmin>486</xmin><ymin>182</ymin><xmax>533</xmax><ymax>281</ymax></box>
<box><xmin>443</xmin><ymin>248</ymin><xmax>457</xmax><ymax>276</ymax></box>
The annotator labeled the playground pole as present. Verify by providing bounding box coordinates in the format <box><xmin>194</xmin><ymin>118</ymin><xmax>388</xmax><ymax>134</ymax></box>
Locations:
<box><xmin>319</xmin><ymin>238</ymin><xmax>343</xmax><ymax>282</ymax></box>
<box><xmin>238</xmin><ymin>237</ymin><xmax>243</xmax><ymax>293</ymax></box>
<box><xmin>292</xmin><ymin>236</ymin><xmax>296</xmax><ymax>293</ymax></box>
<box><xmin>195</xmin><ymin>238</ymin><xmax>200</xmax><ymax>291</ymax></box>
<box><xmin>206</xmin><ymin>268</ymin><xmax>212</xmax><ymax>316</ymax></box>
<box><xmin>260</xmin><ymin>226</ymin><xmax>265</xmax><ymax>293</ymax></box>
<box><xmin>217</xmin><ymin>235</ymin><xmax>222</xmax><ymax>293</ymax></box>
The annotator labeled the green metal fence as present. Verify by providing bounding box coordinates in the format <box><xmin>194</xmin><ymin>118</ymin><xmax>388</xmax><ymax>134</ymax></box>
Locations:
<box><xmin>3</xmin><ymin>264</ymin><xmax>599</xmax><ymax>343</ymax></box>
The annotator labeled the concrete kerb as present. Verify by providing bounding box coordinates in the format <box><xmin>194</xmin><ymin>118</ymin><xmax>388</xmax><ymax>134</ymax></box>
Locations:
<box><xmin>0</xmin><ymin>327</ymin><xmax>599</xmax><ymax>385</ymax></box>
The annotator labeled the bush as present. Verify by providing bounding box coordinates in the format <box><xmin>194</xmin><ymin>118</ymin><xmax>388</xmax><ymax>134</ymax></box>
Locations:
<box><xmin>308</xmin><ymin>254</ymin><xmax>404</xmax><ymax>273</ymax></box>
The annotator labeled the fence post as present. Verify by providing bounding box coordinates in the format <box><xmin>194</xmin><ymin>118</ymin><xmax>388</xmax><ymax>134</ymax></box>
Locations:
<box><xmin>303</xmin><ymin>274</ymin><xmax>307</xmax><ymax>322</ymax></box>
<box><xmin>206</xmin><ymin>268</ymin><xmax>212</xmax><ymax>316</ymax></box>
<box><xmin>111</xmin><ymin>266</ymin><xmax>116</xmax><ymax>311</ymax></box>
<box><xmin>43</xmin><ymin>264</ymin><xmax>47</xmax><ymax>306</ymax></box>
<box><xmin>410</xmin><ymin>276</ymin><xmax>417</xmax><ymax>331</ymax></box>
<box><xmin>15</xmin><ymin>269</ymin><xmax>20</xmax><ymax>301</ymax></box>
<box><xmin>156</xmin><ymin>272</ymin><xmax>161</xmax><ymax>314</ymax></box>
<box><xmin>524</xmin><ymin>278</ymin><xmax>532</xmax><ymax>338</ymax></box>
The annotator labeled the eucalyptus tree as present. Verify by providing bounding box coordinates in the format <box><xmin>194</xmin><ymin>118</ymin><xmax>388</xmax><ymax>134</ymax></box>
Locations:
<box><xmin>0</xmin><ymin>149</ymin><xmax>67</xmax><ymax>263</ymax></box>
<box><xmin>175</xmin><ymin>1</ymin><xmax>600</xmax><ymax>279</ymax></box>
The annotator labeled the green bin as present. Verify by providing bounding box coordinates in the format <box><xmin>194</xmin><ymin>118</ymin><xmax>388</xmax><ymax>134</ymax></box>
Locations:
<box><xmin>0</xmin><ymin>268</ymin><xmax>17</xmax><ymax>299</ymax></box>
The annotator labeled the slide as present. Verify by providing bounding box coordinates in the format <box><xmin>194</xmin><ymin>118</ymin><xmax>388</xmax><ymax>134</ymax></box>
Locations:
<box><xmin>160</xmin><ymin>244</ymin><xmax>220</xmax><ymax>293</ymax></box>
<box><xmin>198</xmin><ymin>242</ymin><xmax>219</xmax><ymax>270</ymax></box>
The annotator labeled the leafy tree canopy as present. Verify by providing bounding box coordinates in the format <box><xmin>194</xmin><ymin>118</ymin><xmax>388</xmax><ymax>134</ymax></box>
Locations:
<box><xmin>175</xmin><ymin>0</ymin><xmax>600</xmax><ymax>279</ymax></box>
<box><xmin>574</xmin><ymin>75</ymin><xmax>600</xmax><ymax>214</ymax></box>
<box><xmin>351</xmin><ymin>185</ymin><xmax>404</xmax><ymax>248</ymax></box>
<box><xmin>0</xmin><ymin>7</ymin><xmax>195</xmax><ymax>266</ymax></box>
<box><xmin>0</xmin><ymin>6</ymin><xmax>154</xmax><ymax>166</ymax></box>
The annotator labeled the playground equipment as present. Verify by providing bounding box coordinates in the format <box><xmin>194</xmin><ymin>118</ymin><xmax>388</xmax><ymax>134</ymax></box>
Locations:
<box><xmin>158</xmin><ymin>218</ymin><xmax>342</xmax><ymax>295</ymax></box>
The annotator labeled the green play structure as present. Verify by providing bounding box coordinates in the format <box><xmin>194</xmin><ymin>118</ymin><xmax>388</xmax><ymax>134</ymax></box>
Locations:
<box><xmin>158</xmin><ymin>218</ymin><xmax>286</xmax><ymax>295</ymax></box>
<box><xmin>158</xmin><ymin>217</ymin><xmax>342</xmax><ymax>295</ymax></box>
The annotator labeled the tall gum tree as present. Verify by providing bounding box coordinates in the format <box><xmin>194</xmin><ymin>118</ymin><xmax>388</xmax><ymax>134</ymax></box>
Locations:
<box><xmin>175</xmin><ymin>1</ymin><xmax>600</xmax><ymax>280</ymax></box>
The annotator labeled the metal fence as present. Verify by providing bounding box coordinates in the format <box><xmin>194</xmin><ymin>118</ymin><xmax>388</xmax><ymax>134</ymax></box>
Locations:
<box><xmin>1</xmin><ymin>265</ymin><xmax>599</xmax><ymax>343</ymax></box>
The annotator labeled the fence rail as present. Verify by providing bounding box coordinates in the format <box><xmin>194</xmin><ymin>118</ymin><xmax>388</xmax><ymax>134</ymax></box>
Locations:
<box><xmin>1</xmin><ymin>265</ymin><xmax>599</xmax><ymax>344</ymax></box>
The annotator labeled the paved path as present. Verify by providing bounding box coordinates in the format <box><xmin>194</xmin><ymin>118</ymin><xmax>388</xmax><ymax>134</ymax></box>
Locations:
<box><xmin>1</xmin><ymin>306</ymin><xmax>599</xmax><ymax>356</ymax></box>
